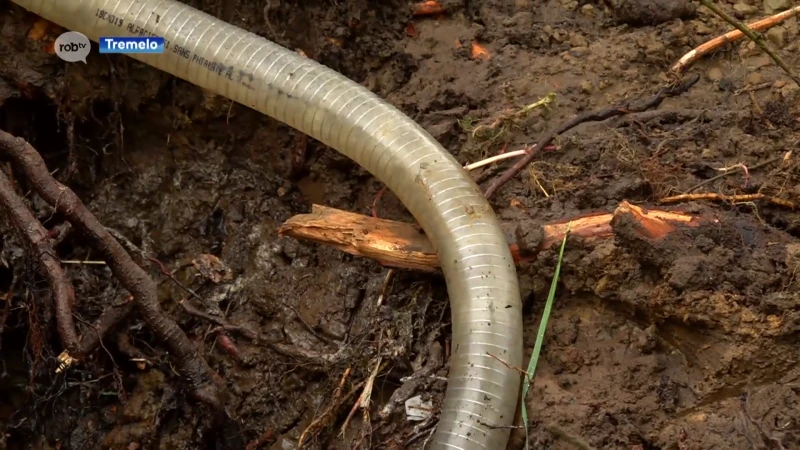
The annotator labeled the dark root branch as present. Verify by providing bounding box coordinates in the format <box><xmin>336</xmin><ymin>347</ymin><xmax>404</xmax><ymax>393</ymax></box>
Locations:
<box><xmin>0</xmin><ymin>128</ymin><xmax>227</xmax><ymax>409</ymax></box>
<box><xmin>0</xmin><ymin>167</ymin><xmax>80</xmax><ymax>355</ymax></box>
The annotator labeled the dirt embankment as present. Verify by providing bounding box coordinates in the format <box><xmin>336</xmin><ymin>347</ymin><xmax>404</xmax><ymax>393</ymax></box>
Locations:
<box><xmin>1</xmin><ymin>0</ymin><xmax>799</xmax><ymax>449</ymax></box>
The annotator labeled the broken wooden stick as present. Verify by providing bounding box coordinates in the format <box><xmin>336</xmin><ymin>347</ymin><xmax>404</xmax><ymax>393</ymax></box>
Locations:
<box><xmin>278</xmin><ymin>201</ymin><xmax>705</xmax><ymax>272</ymax></box>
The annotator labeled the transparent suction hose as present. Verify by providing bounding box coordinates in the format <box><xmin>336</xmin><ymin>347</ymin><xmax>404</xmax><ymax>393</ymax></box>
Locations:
<box><xmin>10</xmin><ymin>1</ymin><xmax>524</xmax><ymax>448</ymax></box>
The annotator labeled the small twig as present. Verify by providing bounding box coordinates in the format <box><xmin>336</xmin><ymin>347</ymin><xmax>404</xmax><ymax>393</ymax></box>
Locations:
<box><xmin>686</xmin><ymin>154</ymin><xmax>784</xmax><ymax>193</ymax></box>
<box><xmin>483</xmin><ymin>75</ymin><xmax>699</xmax><ymax>199</ymax></box>
<box><xmin>298</xmin><ymin>378</ymin><xmax>367</xmax><ymax>448</ymax></box>
<box><xmin>0</xmin><ymin>168</ymin><xmax>79</xmax><ymax>355</ymax></box>
<box><xmin>404</xmin><ymin>419</ymin><xmax>438</xmax><ymax>447</ymax></box>
<box><xmin>180</xmin><ymin>298</ymin><xmax>258</xmax><ymax>341</ymax></box>
<box><xmin>183</xmin><ymin>298</ymin><xmax>346</xmax><ymax>365</ymax></box>
<box><xmin>716</xmin><ymin>163</ymin><xmax>750</xmax><ymax>188</ymax></box>
<box><xmin>660</xmin><ymin>192</ymin><xmax>796</xmax><ymax>209</ymax></box>
<box><xmin>371</xmin><ymin>186</ymin><xmax>388</xmax><ymax>218</ymax></box>
<box><xmin>486</xmin><ymin>352</ymin><xmax>529</xmax><ymax>379</ymax></box>
<box><xmin>104</xmin><ymin>226</ymin><xmax>148</xmax><ymax>263</ymax></box>
<box><xmin>376</xmin><ymin>269</ymin><xmax>395</xmax><ymax>306</ymax></box>
<box><xmin>528</xmin><ymin>163</ymin><xmax>551</xmax><ymax>198</ymax></box>
<box><xmin>696</xmin><ymin>1</ymin><xmax>800</xmax><ymax>86</ymax></box>
<box><xmin>671</xmin><ymin>6</ymin><xmax>800</xmax><ymax>75</ymax></box>
<box><xmin>148</xmin><ymin>257</ymin><xmax>204</xmax><ymax>302</ymax></box>
<box><xmin>341</xmin><ymin>358</ymin><xmax>389</xmax><ymax>436</ymax></box>
<box><xmin>463</xmin><ymin>144</ymin><xmax>557</xmax><ymax>172</ymax></box>
<box><xmin>60</xmin><ymin>260</ymin><xmax>106</xmax><ymax>265</ymax></box>
<box><xmin>334</xmin><ymin>367</ymin><xmax>352</xmax><ymax>403</ymax></box>
<box><xmin>466</xmin><ymin>148</ymin><xmax>529</xmax><ymax>171</ymax></box>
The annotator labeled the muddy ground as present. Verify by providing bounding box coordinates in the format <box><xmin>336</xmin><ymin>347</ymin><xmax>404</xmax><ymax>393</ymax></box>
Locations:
<box><xmin>1</xmin><ymin>0</ymin><xmax>800</xmax><ymax>449</ymax></box>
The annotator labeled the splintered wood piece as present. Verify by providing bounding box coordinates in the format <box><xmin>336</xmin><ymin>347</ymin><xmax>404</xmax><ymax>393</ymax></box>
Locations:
<box><xmin>278</xmin><ymin>201</ymin><xmax>704</xmax><ymax>272</ymax></box>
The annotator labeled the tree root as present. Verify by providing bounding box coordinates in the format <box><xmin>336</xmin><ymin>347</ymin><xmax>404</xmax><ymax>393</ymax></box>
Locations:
<box><xmin>76</xmin><ymin>295</ymin><xmax>135</xmax><ymax>359</ymax></box>
<box><xmin>0</xmin><ymin>167</ymin><xmax>80</xmax><ymax>355</ymax></box>
<box><xmin>0</xmin><ymin>128</ymin><xmax>227</xmax><ymax>409</ymax></box>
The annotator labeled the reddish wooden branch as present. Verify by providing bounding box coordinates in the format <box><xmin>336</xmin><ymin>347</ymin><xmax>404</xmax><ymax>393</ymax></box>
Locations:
<box><xmin>671</xmin><ymin>6</ymin><xmax>800</xmax><ymax>75</ymax></box>
<box><xmin>278</xmin><ymin>201</ymin><xmax>704</xmax><ymax>272</ymax></box>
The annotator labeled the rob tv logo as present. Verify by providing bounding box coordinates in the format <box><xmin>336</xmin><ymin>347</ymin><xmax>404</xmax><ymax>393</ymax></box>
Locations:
<box><xmin>54</xmin><ymin>31</ymin><xmax>91</xmax><ymax>63</ymax></box>
<box><xmin>52</xmin><ymin>31</ymin><xmax>165</xmax><ymax>63</ymax></box>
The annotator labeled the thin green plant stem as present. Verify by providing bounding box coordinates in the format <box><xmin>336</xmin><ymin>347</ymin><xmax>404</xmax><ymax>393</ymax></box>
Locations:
<box><xmin>520</xmin><ymin>221</ymin><xmax>571</xmax><ymax>450</ymax></box>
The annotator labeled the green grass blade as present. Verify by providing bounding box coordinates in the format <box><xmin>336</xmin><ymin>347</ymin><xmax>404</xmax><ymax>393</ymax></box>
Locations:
<box><xmin>520</xmin><ymin>221</ymin><xmax>571</xmax><ymax>450</ymax></box>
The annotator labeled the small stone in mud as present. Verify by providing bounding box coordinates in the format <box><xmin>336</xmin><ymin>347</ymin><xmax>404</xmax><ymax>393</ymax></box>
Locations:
<box><xmin>569</xmin><ymin>33</ymin><xmax>588</xmax><ymax>48</ymax></box>
<box><xmin>764</xmin><ymin>0</ymin><xmax>793</xmax><ymax>14</ymax></box>
<box><xmin>694</xmin><ymin>21</ymin><xmax>712</xmax><ymax>35</ymax></box>
<box><xmin>192</xmin><ymin>254</ymin><xmax>233</xmax><ymax>284</ymax></box>
<box><xmin>766</xmin><ymin>26</ymin><xmax>788</xmax><ymax>48</ymax></box>
<box><xmin>745</xmin><ymin>72</ymin><xmax>763</xmax><ymax>86</ymax></box>
<box><xmin>636</xmin><ymin>324</ymin><xmax>658</xmax><ymax>354</ymax></box>
<box><xmin>608</xmin><ymin>0</ymin><xmax>697</xmax><ymax>27</ymax></box>
<box><xmin>514</xmin><ymin>220</ymin><xmax>544</xmax><ymax>255</ymax></box>
<box><xmin>733</xmin><ymin>2</ymin><xmax>758</xmax><ymax>17</ymax></box>
<box><xmin>706</xmin><ymin>67</ymin><xmax>724</xmax><ymax>82</ymax></box>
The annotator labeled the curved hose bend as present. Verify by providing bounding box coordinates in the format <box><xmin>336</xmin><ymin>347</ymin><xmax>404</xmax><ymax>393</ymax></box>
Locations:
<box><xmin>11</xmin><ymin>1</ymin><xmax>524</xmax><ymax>448</ymax></box>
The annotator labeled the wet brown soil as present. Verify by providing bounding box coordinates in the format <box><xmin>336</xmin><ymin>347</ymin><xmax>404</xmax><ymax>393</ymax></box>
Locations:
<box><xmin>1</xmin><ymin>0</ymin><xmax>800</xmax><ymax>449</ymax></box>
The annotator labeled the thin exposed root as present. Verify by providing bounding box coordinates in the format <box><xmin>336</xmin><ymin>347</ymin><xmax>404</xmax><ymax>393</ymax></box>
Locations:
<box><xmin>371</xmin><ymin>186</ymin><xmax>388</xmax><ymax>218</ymax></box>
<box><xmin>685</xmin><ymin>153</ymin><xmax>787</xmax><ymax>193</ymax></box>
<box><xmin>180</xmin><ymin>298</ymin><xmax>259</xmax><ymax>341</ymax></box>
<box><xmin>0</xmin><ymin>167</ymin><xmax>79</xmax><ymax>356</ymax></box>
<box><xmin>182</xmin><ymin>297</ymin><xmax>347</xmax><ymax>365</ymax></box>
<box><xmin>76</xmin><ymin>295</ymin><xmax>135</xmax><ymax>358</ymax></box>
<box><xmin>483</xmin><ymin>75</ymin><xmax>699</xmax><ymax>199</ymax></box>
<box><xmin>487</xmin><ymin>351</ymin><xmax>529</xmax><ymax>380</ymax></box>
<box><xmin>0</xmin><ymin>128</ymin><xmax>226</xmax><ymax>409</ymax></box>
<box><xmin>298</xmin><ymin>373</ymin><xmax>365</xmax><ymax>448</ymax></box>
<box><xmin>376</xmin><ymin>269</ymin><xmax>395</xmax><ymax>307</ymax></box>
<box><xmin>340</xmin><ymin>359</ymin><xmax>389</xmax><ymax>436</ymax></box>
<box><xmin>660</xmin><ymin>193</ymin><xmax>796</xmax><ymax>209</ymax></box>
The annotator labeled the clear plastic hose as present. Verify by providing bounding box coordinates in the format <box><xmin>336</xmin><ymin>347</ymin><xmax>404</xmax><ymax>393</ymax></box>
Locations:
<box><xmin>10</xmin><ymin>1</ymin><xmax>524</xmax><ymax>448</ymax></box>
